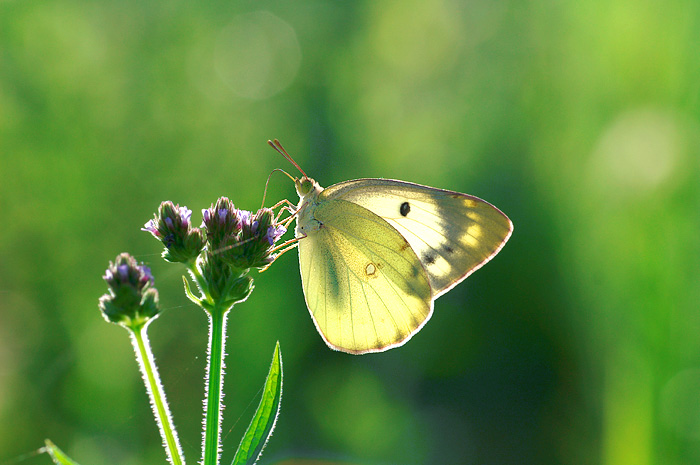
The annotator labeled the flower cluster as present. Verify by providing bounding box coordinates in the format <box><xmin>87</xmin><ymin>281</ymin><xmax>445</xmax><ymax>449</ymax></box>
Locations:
<box><xmin>99</xmin><ymin>253</ymin><xmax>160</xmax><ymax>327</ymax></box>
<box><xmin>142</xmin><ymin>201</ymin><xmax>206</xmax><ymax>263</ymax></box>
<box><xmin>141</xmin><ymin>197</ymin><xmax>287</xmax><ymax>306</ymax></box>
<box><xmin>202</xmin><ymin>198</ymin><xmax>287</xmax><ymax>270</ymax></box>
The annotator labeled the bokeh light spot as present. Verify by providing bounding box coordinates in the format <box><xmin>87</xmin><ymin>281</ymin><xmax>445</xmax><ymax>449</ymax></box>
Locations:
<box><xmin>215</xmin><ymin>11</ymin><xmax>301</xmax><ymax>100</ymax></box>
<box><xmin>372</xmin><ymin>0</ymin><xmax>464</xmax><ymax>79</ymax></box>
<box><xmin>590</xmin><ymin>108</ymin><xmax>683</xmax><ymax>195</ymax></box>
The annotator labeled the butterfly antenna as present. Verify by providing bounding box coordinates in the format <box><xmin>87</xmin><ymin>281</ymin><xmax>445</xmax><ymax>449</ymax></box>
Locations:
<box><xmin>268</xmin><ymin>139</ymin><xmax>307</xmax><ymax>178</ymax></box>
<box><xmin>261</xmin><ymin>168</ymin><xmax>297</xmax><ymax>209</ymax></box>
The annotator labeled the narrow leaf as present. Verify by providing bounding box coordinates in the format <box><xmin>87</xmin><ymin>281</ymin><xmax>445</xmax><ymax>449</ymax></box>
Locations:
<box><xmin>231</xmin><ymin>341</ymin><xmax>283</xmax><ymax>465</ymax></box>
<box><xmin>44</xmin><ymin>440</ymin><xmax>82</xmax><ymax>465</ymax></box>
<box><xmin>182</xmin><ymin>275</ymin><xmax>202</xmax><ymax>306</ymax></box>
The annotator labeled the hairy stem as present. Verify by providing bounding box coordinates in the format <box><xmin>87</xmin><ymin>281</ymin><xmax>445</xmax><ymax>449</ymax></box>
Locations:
<box><xmin>131</xmin><ymin>324</ymin><xmax>185</xmax><ymax>465</ymax></box>
<box><xmin>202</xmin><ymin>305</ymin><xmax>228</xmax><ymax>465</ymax></box>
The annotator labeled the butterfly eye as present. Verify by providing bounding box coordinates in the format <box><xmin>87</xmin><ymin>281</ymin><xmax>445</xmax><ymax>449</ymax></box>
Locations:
<box><xmin>299</xmin><ymin>178</ymin><xmax>314</xmax><ymax>196</ymax></box>
<box><xmin>295</xmin><ymin>178</ymin><xmax>310</xmax><ymax>197</ymax></box>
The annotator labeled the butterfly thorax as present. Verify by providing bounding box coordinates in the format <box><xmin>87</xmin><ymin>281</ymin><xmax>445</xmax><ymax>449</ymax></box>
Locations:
<box><xmin>295</xmin><ymin>177</ymin><xmax>324</xmax><ymax>238</ymax></box>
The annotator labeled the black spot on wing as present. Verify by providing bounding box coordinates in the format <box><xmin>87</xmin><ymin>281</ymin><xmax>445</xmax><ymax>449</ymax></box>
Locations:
<box><xmin>423</xmin><ymin>253</ymin><xmax>436</xmax><ymax>265</ymax></box>
<box><xmin>400</xmin><ymin>202</ymin><xmax>410</xmax><ymax>217</ymax></box>
<box><xmin>444</xmin><ymin>245</ymin><xmax>455</xmax><ymax>254</ymax></box>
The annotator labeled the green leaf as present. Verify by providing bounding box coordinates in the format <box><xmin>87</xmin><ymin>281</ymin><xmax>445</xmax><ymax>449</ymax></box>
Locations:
<box><xmin>182</xmin><ymin>275</ymin><xmax>204</xmax><ymax>307</ymax></box>
<box><xmin>44</xmin><ymin>440</ymin><xmax>82</xmax><ymax>465</ymax></box>
<box><xmin>231</xmin><ymin>341</ymin><xmax>283</xmax><ymax>465</ymax></box>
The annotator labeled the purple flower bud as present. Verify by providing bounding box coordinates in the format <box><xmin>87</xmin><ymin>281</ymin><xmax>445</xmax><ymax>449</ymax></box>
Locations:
<box><xmin>99</xmin><ymin>253</ymin><xmax>161</xmax><ymax>327</ymax></box>
<box><xmin>202</xmin><ymin>199</ymin><xmax>242</xmax><ymax>258</ymax></box>
<box><xmin>117</xmin><ymin>264</ymin><xmax>129</xmax><ymax>281</ymax></box>
<box><xmin>178</xmin><ymin>206</ymin><xmax>192</xmax><ymax>226</ymax></box>
<box><xmin>266</xmin><ymin>225</ymin><xmax>287</xmax><ymax>245</ymax></box>
<box><xmin>144</xmin><ymin>201</ymin><xmax>205</xmax><ymax>263</ymax></box>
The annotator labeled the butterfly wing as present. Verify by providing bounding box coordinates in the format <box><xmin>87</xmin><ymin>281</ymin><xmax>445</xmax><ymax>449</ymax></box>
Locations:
<box><xmin>297</xmin><ymin>197</ymin><xmax>433</xmax><ymax>354</ymax></box>
<box><xmin>321</xmin><ymin>179</ymin><xmax>513</xmax><ymax>298</ymax></box>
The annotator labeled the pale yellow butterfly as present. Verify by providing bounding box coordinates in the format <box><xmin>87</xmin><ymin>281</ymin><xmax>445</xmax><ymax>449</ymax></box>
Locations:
<box><xmin>269</xmin><ymin>140</ymin><xmax>513</xmax><ymax>354</ymax></box>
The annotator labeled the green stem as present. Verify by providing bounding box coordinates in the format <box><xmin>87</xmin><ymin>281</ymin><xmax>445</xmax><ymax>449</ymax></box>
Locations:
<box><xmin>131</xmin><ymin>324</ymin><xmax>185</xmax><ymax>465</ymax></box>
<box><xmin>202</xmin><ymin>305</ymin><xmax>229</xmax><ymax>465</ymax></box>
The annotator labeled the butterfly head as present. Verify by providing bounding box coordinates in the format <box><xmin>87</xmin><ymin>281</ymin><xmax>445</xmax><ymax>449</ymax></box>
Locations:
<box><xmin>295</xmin><ymin>176</ymin><xmax>321</xmax><ymax>200</ymax></box>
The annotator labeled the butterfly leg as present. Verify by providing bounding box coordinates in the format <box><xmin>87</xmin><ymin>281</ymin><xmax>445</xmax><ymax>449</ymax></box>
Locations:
<box><xmin>259</xmin><ymin>233</ymin><xmax>305</xmax><ymax>272</ymax></box>
<box><xmin>270</xmin><ymin>197</ymin><xmax>295</xmax><ymax>211</ymax></box>
<box><xmin>270</xmin><ymin>198</ymin><xmax>298</xmax><ymax>223</ymax></box>
<box><xmin>279</xmin><ymin>210</ymin><xmax>297</xmax><ymax>231</ymax></box>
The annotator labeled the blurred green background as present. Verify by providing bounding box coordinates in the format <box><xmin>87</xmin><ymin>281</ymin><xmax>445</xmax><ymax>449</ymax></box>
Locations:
<box><xmin>1</xmin><ymin>0</ymin><xmax>699</xmax><ymax>464</ymax></box>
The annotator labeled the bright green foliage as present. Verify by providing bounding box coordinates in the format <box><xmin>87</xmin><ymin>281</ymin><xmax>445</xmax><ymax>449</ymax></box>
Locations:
<box><xmin>44</xmin><ymin>440</ymin><xmax>81</xmax><ymax>465</ymax></box>
<box><xmin>231</xmin><ymin>342</ymin><xmax>283</xmax><ymax>465</ymax></box>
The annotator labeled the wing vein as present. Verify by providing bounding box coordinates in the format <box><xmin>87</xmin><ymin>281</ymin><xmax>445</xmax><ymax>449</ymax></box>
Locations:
<box><xmin>346</xmin><ymin>262</ymin><xmax>356</xmax><ymax>350</ymax></box>
<box><xmin>330</xmin><ymin>230</ymin><xmax>420</xmax><ymax>339</ymax></box>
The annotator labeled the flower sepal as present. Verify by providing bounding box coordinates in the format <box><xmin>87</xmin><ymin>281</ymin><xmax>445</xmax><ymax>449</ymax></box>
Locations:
<box><xmin>219</xmin><ymin>275</ymin><xmax>255</xmax><ymax>309</ymax></box>
<box><xmin>182</xmin><ymin>275</ymin><xmax>208</xmax><ymax>310</ymax></box>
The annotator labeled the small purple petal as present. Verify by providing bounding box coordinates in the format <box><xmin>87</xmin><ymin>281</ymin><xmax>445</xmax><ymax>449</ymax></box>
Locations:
<box><xmin>179</xmin><ymin>206</ymin><xmax>192</xmax><ymax>223</ymax></box>
<box><xmin>251</xmin><ymin>220</ymin><xmax>259</xmax><ymax>234</ymax></box>
<box><xmin>165</xmin><ymin>217</ymin><xmax>174</xmax><ymax>229</ymax></box>
<box><xmin>266</xmin><ymin>225</ymin><xmax>287</xmax><ymax>245</ymax></box>
<box><xmin>239</xmin><ymin>210</ymin><xmax>252</xmax><ymax>226</ymax></box>
<box><xmin>117</xmin><ymin>264</ymin><xmax>129</xmax><ymax>281</ymax></box>
<box><xmin>218</xmin><ymin>209</ymin><xmax>228</xmax><ymax>225</ymax></box>
<box><xmin>139</xmin><ymin>265</ymin><xmax>154</xmax><ymax>284</ymax></box>
<box><xmin>278</xmin><ymin>225</ymin><xmax>287</xmax><ymax>237</ymax></box>
<box><xmin>179</xmin><ymin>207</ymin><xmax>191</xmax><ymax>227</ymax></box>
<box><xmin>202</xmin><ymin>209</ymin><xmax>211</xmax><ymax>223</ymax></box>
<box><xmin>141</xmin><ymin>219</ymin><xmax>160</xmax><ymax>236</ymax></box>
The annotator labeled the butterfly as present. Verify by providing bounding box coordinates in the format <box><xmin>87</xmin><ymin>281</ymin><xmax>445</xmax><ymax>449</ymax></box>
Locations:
<box><xmin>269</xmin><ymin>140</ymin><xmax>513</xmax><ymax>354</ymax></box>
